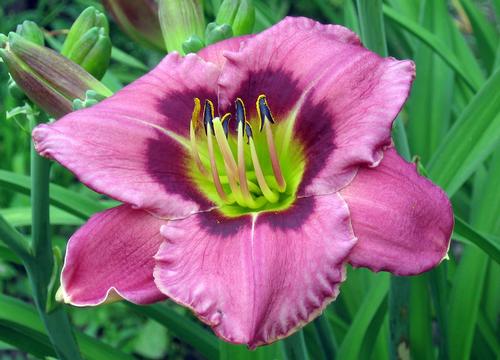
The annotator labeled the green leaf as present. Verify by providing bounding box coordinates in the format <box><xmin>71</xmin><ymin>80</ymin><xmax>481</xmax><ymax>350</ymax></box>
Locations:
<box><xmin>383</xmin><ymin>4</ymin><xmax>482</xmax><ymax>92</ymax></box>
<box><xmin>111</xmin><ymin>46</ymin><xmax>148</xmax><ymax>71</ymax></box>
<box><xmin>0</xmin><ymin>320</ymin><xmax>56</xmax><ymax>358</ymax></box>
<box><xmin>0</xmin><ymin>169</ymin><xmax>107</xmax><ymax>219</ymax></box>
<box><xmin>428</xmin><ymin>68</ymin><xmax>500</xmax><ymax>196</ymax></box>
<box><xmin>448</xmin><ymin>150</ymin><xmax>500</xmax><ymax>360</ymax></box>
<box><xmin>0</xmin><ymin>294</ymin><xmax>133</xmax><ymax>360</ymax></box>
<box><xmin>282</xmin><ymin>330</ymin><xmax>309</xmax><ymax>360</ymax></box>
<box><xmin>127</xmin><ymin>303</ymin><xmax>220</xmax><ymax>360</ymax></box>
<box><xmin>459</xmin><ymin>0</ymin><xmax>498</xmax><ymax>73</ymax></box>
<box><xmin>0</xmin><ymin>206</ymin><xmax>83</xmax><ymax>227</ymax></box>
<box><xmin>407</xmin><ymin>0</ymin><xmax>454</xmax><ymax>163</ymax></box>
<box><xmin>337</xmin><ymin>273</ymin><xmax>389</xmax><ymax>360</ymax></box>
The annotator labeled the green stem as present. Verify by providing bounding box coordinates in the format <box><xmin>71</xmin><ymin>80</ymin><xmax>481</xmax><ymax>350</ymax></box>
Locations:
<box><xmin>27</xmin><ymin>111</ymin><xmax>83</xmax><ymax>360</ymax></box>
<box><xmin>356</xmin><ymin>1</ymin><xmax>412</xmax><ymax>359</ymax></box>
<box><xmin>282</xmin><ymin>330</ymin><xmax>310</xmax><ymax>360</ymax></box>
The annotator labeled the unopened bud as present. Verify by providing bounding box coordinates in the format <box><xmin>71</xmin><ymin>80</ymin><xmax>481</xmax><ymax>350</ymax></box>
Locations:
<box><xmin>61</xmin><ymin>7</ymin><xmax>108</xmax><ymax>56</ymax></box>
<box><xmin>102</xmin><ymin>0</ymin><xmax>165</xmax><ymax>51</ymax></box>
<box><xmin>0</xmin><ymin>32</ymin><xmax>112</xmax><ymax>118</ymax></box>
<box><xmin>216</xmin><ymin>0</ymin><xmax>255</xmax><ymax>36</ymax></box>
<box><xmin>16</xmin><ymin>21</ymin><xmax>45</xmax><ymax>46</ymax></box>
<box><xmin>205</xmin><ymin>22</ymin><xmax>233</xmax><ymax>45</ymax></box>
<box><xmin>60</xmin><ymin>7</ymin><xmax>111</xmax><ymax>79</ymax></box>
<box><xmin>65</xmin><ymin>27</ymin><xmax>111</xmax><ymax>80</ymax></box>
<box><xmin>182</xmin><ymin>34</ymin><xmax>205</xmax><ymax>54</ymax></box>
<box><xmin>158</xmin><ymin>0</ymin><xmax>205</xmax><ymax>54</ymax></box>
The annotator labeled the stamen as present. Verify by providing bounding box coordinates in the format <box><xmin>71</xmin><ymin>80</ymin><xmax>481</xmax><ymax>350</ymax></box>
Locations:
<box><xmin>257</xmin><ymin>95</ymin><xmax>286</xmax><ymax>192</ymax></box>
<box><xmin>246</xmin><ymin>123</ymin><xmax>279</xmax><ymax>203</ymax></box>
<box><xmin>203</xmin><ymin>99</ymin><xmax>215</xmax><ymax>135</ymax></box>
<box><xmin>207</xmin><ymin>124</ymin><xmax>230</xmax><ymax>203</ymax></box>
<box><xmin>212</xmin><ymin>116</ymin><xmax>247</xmax><ymax>207</ymax></box>
<box><xmin>235</xmin><ymin>98</ymin><xmax>257</xmax><ymax>208</ymax></box>
<box><xmin>190</xmin><ymin>98</ymin><xmax>208</xmax><ymax>176</ymax></box>
<box><xmin>203</xmin><ymin>100</ymin><xmax>231</xmax><ymax>204</ymax></box>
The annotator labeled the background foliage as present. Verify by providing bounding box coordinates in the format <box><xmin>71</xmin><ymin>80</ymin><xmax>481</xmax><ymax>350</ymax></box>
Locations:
<box><xmin>0</xmin><ymin>0</ymin><xmax>499</xmax><ymax>359</ymax></box>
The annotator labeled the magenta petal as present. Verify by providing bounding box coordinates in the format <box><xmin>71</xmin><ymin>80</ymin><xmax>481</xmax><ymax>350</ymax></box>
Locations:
<box><xmin>198</xmin><ymin>35</ymin><xmax>252</xmax><ymax>68</ymax></box>
<box><xmin>154</xmin><ymin>194</ymin><xmax>357</xmax><ymax>347</ymax></box>
<box><xmin>33</xmin><ymin>53</ymin><xmax>219</xmax><ymax>217</ymax></box>
<box><xmin>340</xmin><ymin>148</ymin><xmax>453</xmax><ymax>275</ymax></box>
<box><xmin>60</xmin><ymin>205</ymin><xmax>166</xmax><ymax>306</ymax></box>
<box><xmin>218</xmin><ymin>16</ymin><xmax>415</xmax><ymax>195</ymax></box>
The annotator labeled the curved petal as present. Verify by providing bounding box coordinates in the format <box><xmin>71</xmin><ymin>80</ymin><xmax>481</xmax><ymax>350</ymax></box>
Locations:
<box><xmin>33</xmin><ymin>53</ymin><xmax>220</xmax><ymax>218</ymax></box>
<box><xmin>59</xmin><ymin>205</ymin><xmax>167</xmax><ymax>306</ymax></box>
<box><xmin>154</xmin><ymin>193</ymin><xmax>357</xmax><ymax>347</ymax></box>
<box><xmin>198</xmin><ymin>35</ymin><xmax>252</xmax><ymax>69</ymax></box>
<box><xmin>340</xmin><ymin>148</ymin><xmax>453</xmax><ymax>275</ymax></box>
<box><xmin>218</xmin><ymin>16</ymin><xmax>415</xmax><ymax>195</ymax></box>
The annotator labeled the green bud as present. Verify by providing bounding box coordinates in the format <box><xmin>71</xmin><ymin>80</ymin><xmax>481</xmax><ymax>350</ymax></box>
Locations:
<box><xmin>15</xmin><ymin>21</ymin><xmax>45</xmax><ymax>46</ymax></box>
<box><xmin>61</xmin><ymin>7</ymin><xmax>109</xmax><ymax>57</ymax></box>
<box><xmin>72</xmin><ymin>90</ymin><xmax>107</xmax><ymax>110</ymax></box>
<box><xmin>102</xmin><ymin>0</ymin><xmax>165</xmax><ymax>51</ymax></box>
<box><xmin>205</xmin><ymin>22</ymin><xmax>233</xmax><ymax>45</ymax></box>
<box><xmin>0</xmin><ymin>32</ymin><xmax>112</xmax><ymax>118</ymax></box>
<box><xmin>65</xmin><ymin>27</ymin><xmax>111</xmax><ymax>80</ymax></box>
<box><xmin>216</xmin><ymin>0</ymin><xmax>255</xmax><ymax>36</ymax></box>
<box><xmin>158</xmin><ymin>0</ymin><xmax>205</xmax><ymax>54</ymax></box>
<box><xmin>182</xmin><ymin>34</ymin><xmax>205</xmax><ymax>54</ymax></box>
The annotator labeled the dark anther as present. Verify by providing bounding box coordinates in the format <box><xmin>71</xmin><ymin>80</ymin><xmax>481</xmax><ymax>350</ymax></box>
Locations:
<box><xmin>221</xmin><ymin>113</ymin><xmax>231</xmax><ymax>138</ymax></box>
<box><xmin>257</xmin><ymin>95</ymin><xmax>275</xmax><ymax>132</ymax></box>
<box><xmin>235</xmin><ymin>98</ymin><xmax>246</xmax><ymax>128</ymax></box>
<box><xmin>245</xmin><ymin>122</ymin><xmax>253</xmax><ymax>143</ymax></box>
<box><xmin>203</xmin><ymin>99</ymin><xmax>215</xmax><ymax>135</ymax></box>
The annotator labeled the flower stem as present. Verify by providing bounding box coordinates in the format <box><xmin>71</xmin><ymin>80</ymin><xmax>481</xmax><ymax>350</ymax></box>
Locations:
<box><xmin>27</xmin><ymin>110</ymin><xmax>83</xmax><ymax>360</ymax></box>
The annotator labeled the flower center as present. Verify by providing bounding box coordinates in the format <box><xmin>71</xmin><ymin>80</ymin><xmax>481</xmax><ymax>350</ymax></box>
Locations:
<box><xmin>189</xmin><ymin>95</ymin><xmax>305</xmax><ymax>217</ymax></box>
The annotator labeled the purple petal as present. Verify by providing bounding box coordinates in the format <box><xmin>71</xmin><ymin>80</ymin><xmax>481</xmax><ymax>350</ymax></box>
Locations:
<box><xmin>154</xmin><ymin>193</ymin><xmax>357</xmax><ymax>347</ymax></box>
<box><xmin>33</xmin><ymin>53</ymin><xmax>219</xmax><ymax>218</ymax></box>
<box><xmin>198</xmin><ymin>35</ymin><xmax>252</xmax><ymax>68</ymax></box>
<box><xmin>59</xmin><ymin>205</ymin><xmax>166</xmax><ymax>306</ymax></box>
<box><xmin>217</xmin><ymin>16</ymin><xmax>415</xmax><ymax>195</ymax></box>
<box><xmin>340</xmin><ymin>148</ymin><xmax>453</xmax><ymax>275</ymax></box>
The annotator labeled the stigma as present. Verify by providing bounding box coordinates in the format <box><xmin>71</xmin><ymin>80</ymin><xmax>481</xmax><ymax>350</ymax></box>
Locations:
<box><xmin>189</xmin><ymin>95</ymin><xmax>287</xmax><ymax>209</ymax></box>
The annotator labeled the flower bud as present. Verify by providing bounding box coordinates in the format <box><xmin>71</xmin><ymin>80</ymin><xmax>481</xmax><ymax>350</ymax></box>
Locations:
<box><xmin>61</xmin><ymin>7</ymin><xmax>108</xmax><ymax>56</ymax></box>
<box><xmin>205</xmin><ymin>22</ymin><xmax>233</xmax><ymax>45</ymax></box>
<box><xmin>15</xmin><ymin>20</ymin><xmax>45</xmax><ymax>46</ymax></box>
<box><xmin>64</xmin><ymin>27</ymin><xmax>111</xmax><ymax>80</ymax></box>
<box><xmin>0</xmin><ymin>32</ymin><xmax>112</xmax><ymax>118</ymax></box>
<box><xmin>102</xmin><ymin>0</ymin><xmax>165</xmax><ymax>51</ymax></box>
<box><xmin>216</xmin><ymin>0</ymin><xmax>255</xmax><ymax>36</ymax></box>
<box><xmin>182</xmin><ymin>35</ymin><xmax>205</xmax><ymax>54</ymax></box>
<box><xmin>158</xmin><ymin>0</ymin><xmax>205</xmax><ymax>54</ymax></box>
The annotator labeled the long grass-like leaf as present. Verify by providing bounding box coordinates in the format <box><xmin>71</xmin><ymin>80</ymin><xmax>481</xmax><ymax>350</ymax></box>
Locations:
<box><xmin>383</xmin><ymin>4</ymin><xmax>481</xmax><ymax>92</ymax></box>
<box><xmin>337</xmin><ymin>273</ymin><xmax>389</xmax><ymax>359</ymax></box>
<box><xmin>428</xmin><ymin>68</ymin><xmax>500</xmax><ymax>196</ymax></box>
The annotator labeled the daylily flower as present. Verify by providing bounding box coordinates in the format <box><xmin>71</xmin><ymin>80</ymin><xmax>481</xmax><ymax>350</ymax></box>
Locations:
<box><xmin>33</xmin><ymin>17</ymin><xmax>453</xmax><ymax>347</ymax></box>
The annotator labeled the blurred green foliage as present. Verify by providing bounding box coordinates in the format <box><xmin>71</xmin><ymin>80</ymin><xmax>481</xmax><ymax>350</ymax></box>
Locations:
<box><xmin>0</xmin><ymin>0</ymin><xmax>499</xmax><ymax>359</ymax></box>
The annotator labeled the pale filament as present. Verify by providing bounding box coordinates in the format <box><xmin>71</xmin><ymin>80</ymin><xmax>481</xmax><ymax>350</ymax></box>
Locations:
<box><xmin>206</xmin><ymin>124</ymin><xmax>230</xmax><ymax>204</ymax></box>
<box><xmin>249</xmin><ymin>136</ymin><xmax>279</xmax><ymax>203</ymax></box>
<box><xmin>212</xmin><ymin>117</ymin><xmax>247</xmax><ymax>207</ymax></box>
<box><xmin>264</xmin><ymin>120</ymin><xmax>286</xmax><ymax>192</ymax></box>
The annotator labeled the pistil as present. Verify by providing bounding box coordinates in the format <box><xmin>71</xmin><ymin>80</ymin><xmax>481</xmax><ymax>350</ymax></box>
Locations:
<box><xmin>257</xmin><ymin>95</ymin><xmax>286</xmax><ymax>192</ymax></box>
